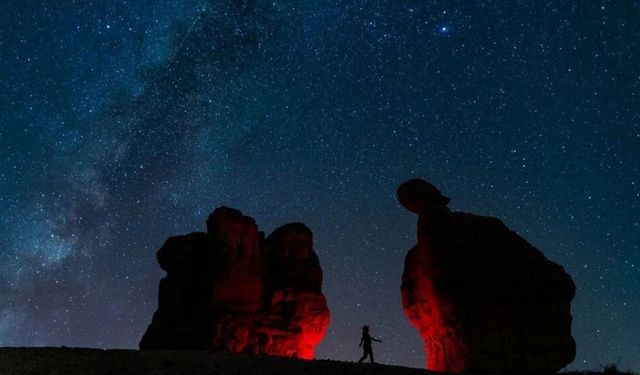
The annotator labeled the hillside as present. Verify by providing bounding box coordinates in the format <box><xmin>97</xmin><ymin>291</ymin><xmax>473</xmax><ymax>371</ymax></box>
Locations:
<box><xmin>0</xmin><ymin>348</ymin><xmax>633</xmax><ymax>375</ymax></box>
<box><xmin>0</xmin><ymin>347</ymin><xmax>428</xmax><ymax>375</ymax></box>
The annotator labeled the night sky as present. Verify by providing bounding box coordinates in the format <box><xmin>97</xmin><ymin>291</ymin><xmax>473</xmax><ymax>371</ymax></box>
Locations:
<box><xmin>1</xmin><ymin>0</ymin><xmax>639</xmax><ymax>371</ymax></box>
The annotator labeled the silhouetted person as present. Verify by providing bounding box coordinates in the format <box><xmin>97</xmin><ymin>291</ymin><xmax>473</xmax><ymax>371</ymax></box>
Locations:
<box><xmin>357</xmin><ymin>325</ymin><xmax>381</xmax><ymax>363</ymax></box>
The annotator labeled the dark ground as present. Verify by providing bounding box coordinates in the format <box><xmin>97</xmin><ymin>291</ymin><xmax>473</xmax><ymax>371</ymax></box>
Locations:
<box><xmin>0</xmin><ymin>347</ymin><xmax>427</xmax><ymax>375</ymax></box>
<box><xmin>0</xmin><ymin>348</ymin><xmax>633</xmax><ymax>375</ymax></box>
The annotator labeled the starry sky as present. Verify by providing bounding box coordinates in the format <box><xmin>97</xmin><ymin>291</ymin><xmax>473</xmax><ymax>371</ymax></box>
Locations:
<box><xmin>1</xmin><ymin>0</ymin><xmax>639</xmax><ymax>371</ymax></box>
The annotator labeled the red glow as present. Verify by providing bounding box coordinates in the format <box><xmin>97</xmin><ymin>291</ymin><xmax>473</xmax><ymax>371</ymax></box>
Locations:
<box><xmin>401</xmin><ymin>241</ymin><xmax>469</xmax><ymax>372</ymax></box>
<box><xmin>257</xmin><ymin>292</ymin><xmax>330</xmax><ymax>359</ymax></box>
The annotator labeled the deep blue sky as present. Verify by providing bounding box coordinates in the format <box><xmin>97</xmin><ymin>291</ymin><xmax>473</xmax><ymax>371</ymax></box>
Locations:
<box><xmin>1</xmin><ymin>0</ymin><xmax>639</xmax><ymax>371</ymax></box>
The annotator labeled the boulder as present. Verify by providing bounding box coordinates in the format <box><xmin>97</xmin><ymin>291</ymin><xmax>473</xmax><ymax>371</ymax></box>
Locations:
<box><xmin>140</xmin><ymin>207</ymin><xmax>330</xmax><ymax>359</ymax></box>
<box><xmin>398</xmin><ymin>180</ymin><xmax>576</xmax><ymax>373</ymax></box>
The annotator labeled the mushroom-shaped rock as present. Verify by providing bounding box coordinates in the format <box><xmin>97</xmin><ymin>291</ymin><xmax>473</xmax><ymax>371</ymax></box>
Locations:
<box><xmin>140</xmin><ymin>207</ymin><xmax>330</xmax><ymax>359</ymax></box>
<box><xmin>398</xmin><ymin>179</ymin><xmax>576</xmax><ymax>373</ymax></box>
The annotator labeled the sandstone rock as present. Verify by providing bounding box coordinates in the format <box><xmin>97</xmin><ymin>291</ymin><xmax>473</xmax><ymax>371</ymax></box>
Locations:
<box><xmin>398</xmin><ymin>180</ymin><xmax>576</xmax><ymax>373</ymax></box>
<box><xmin>140</xmin><ymin>207</ymin><xmax>330</xmax><ymax>359</ymax></box>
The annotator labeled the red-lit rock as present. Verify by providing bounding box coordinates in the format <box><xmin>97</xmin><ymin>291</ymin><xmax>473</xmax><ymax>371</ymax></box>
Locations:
<box><xmin>398</xmin><ymin>180</ymin><xmax>576</xmax><ymax>373</ymax></box>
<box><xmin>140</xmin><ymin>207</ymin><xmax>330</xmax><ymax>359</ymax></box>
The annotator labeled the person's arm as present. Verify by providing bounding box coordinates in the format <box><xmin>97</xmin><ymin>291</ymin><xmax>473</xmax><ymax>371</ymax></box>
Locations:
<box><xmin>359</xmin><ymin>336</ymin><xmax>363</xmax><ymax>347</ymax></box>
<box><xmin>372</xmin><ymin>337</ymin><xmax>382</xmax><ymax>342</ymax></box>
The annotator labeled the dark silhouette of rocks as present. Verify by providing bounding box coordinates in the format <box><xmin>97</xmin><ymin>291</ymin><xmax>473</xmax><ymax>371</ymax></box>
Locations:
<box><xmin>398</xmin><ymin>179</ymin><xmax>576</xmax><ymax>373</ymax></box>
<box><xmin>140</xmin><ymin>207</ymin><xmax>330</xmax><ymax>359</ymax></box>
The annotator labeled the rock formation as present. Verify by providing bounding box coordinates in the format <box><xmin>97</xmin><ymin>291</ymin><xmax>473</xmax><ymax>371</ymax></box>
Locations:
<box><xmin>398</xmin><ymin>179</ymin><xmax>576</xmax><ymax>373</ymax></box>
<box><xmin>140</xmin><ymin>207</ymin><xmax>330</xmax><ymax>359</ymax></box>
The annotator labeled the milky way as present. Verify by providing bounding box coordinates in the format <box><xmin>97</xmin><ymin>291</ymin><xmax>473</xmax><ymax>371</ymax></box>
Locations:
<box><xmin>1</xmin><ymin>0</ymin><xmax>639</xmax><ymax>370</ymax></box>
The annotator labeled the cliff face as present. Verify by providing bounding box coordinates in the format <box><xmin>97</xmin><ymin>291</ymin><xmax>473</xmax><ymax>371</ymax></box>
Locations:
<box><xmin>398</xmin><ymin>179</ymin><xmax>576</xmax><ymax>373</ymax></box>
<box><xmin>140</xmin><ymin>207</ymin><xmax>330</xmax><ymax>359</ymax></box>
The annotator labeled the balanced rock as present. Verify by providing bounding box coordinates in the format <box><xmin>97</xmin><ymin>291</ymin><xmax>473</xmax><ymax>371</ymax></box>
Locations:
<box><xmin>398</xmin><ymin>180</ymin><xmax>576</xmax><ymax>373</ymax></box>
<box><xmin>140</xmin><ymin>207</ymin><xmax>330</xmax><ymax>359</ymax></box>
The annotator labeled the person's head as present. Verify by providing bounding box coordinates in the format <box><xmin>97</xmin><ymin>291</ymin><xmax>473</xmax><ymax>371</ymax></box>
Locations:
<box><xmin>362</xmin><ymin>325</ymin><xmax>369</xmax><ymax>332</ymax></box>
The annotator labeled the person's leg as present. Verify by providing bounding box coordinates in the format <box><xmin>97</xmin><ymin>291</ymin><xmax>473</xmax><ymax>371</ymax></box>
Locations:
<box><xmin>358</xmin><ymin>350</ymin><xmax>367</xmax><ymax>363</ymax></box>
<box><xmin>370</xmin><ymin>349</ymin><xmax>375</xmax><ymax>363</ymax></box>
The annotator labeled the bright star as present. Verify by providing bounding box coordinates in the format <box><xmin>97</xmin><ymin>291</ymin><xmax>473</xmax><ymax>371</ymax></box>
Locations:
<box><xmin>437</xmin><ymin>24</ymin><xmax>452</xmax><ymax>36</ymax></box>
